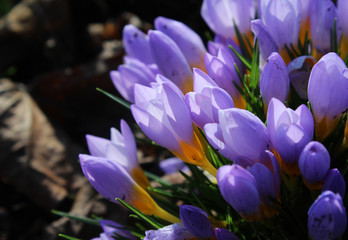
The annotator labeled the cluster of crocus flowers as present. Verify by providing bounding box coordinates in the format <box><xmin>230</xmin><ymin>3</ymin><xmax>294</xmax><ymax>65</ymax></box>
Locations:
<box><xmin>77</xmin><ymin>0</ymin><xmax>348</xmax><ymax>239</ymax></box>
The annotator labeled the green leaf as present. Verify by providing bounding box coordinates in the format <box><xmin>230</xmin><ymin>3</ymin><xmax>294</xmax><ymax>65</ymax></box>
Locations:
<box><xmin>229</xmin><ymin>45</ymin><xmax>251</xmax><ymax>70</ymax></box>
<box><xmin>58</xmin><ymin>234</ymin><xmax>81</xmax><ymax>240</ymax></box>
<box><xmin>51</xmin><ymin>210</ymin><xmax>99</xmax><ymax>226</ymax></box>
<box><xmin>96</xmin><ymin>88</ymin><xmax>131</xmax><ymax>109</ymax></box>
<box><xmin>249</xmin><ymin>39</ymin><xmax>260</xmax><ymax>89</ymax></box>
<box><xmin>116</xmin><ymin>198</ymin><xmax>164</xmax><ymax>229</ymax></box>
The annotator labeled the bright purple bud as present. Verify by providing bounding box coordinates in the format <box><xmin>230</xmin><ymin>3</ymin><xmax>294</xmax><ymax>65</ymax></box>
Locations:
<box><xmin>201</xmin><ymin>0</ymin><xmax>255</xmax><ymax>38</ymax></box>
<box><xmin>185</xmin><ymin>69</ymin><xmax>234</xmax><ymax>129</ymax></box>
<box><xmin>110</xmin><ymin>57</ymin><xmax>156</xmax><ymax>103</ymax></box>
<box><xmin>217</xmin><ymin>165</ymin><xmax>261</xmax><ymax>221</ymax></box>
<box><xmin>217</xmin><ymin>108</ymin><xmax>270</xmax><ymax>165</ymax></box>
<box><xmin>155</xmin><ymin>16</ymin><xmax>206</xmax><ymax>70</ymax></box>
<box><xmin>204</xmin><ymin>48</ymin><xmax>245</xmax><ymax>109</ymax></box>
<box><xmin>322</xmin><ymin>168</ymin><xmax>346</xmax><ymax>198</ymax></box>
<box><xmin>148</xmin><ymin>30</ymin><xmax>193</xmax><ymax>94</ymax></box>
<box><xmin>99</xmin><ymin>220</ymin><xmax>137</xmax><ymax>240</ymax></box>
<box><xmin>122</xmin><ymin>25</ymin><xmax>153</xmax><ymax>64</ymax></box>
<box><xmin>180</xmin><ymin>205</ymin><xmax>214</xmax><ymax>238</ymax></box>
<box><xmin>287</xmin><ymin>56</ymin><xmax>316</xmax><ymax>99</ymax></box>
<box><xmin>144</xmin><ymin>223</ymin><xmax>195</xmax><ymax>240</ymax></box>
<box><xmin>299</xmin><ymin>141</ymin><xmax>330</xmax><ymax>190</ymax></box>
<box><xmin>251</xmin><ymin>20</ymin><xmax>279</xmax><ymax>63</ymax></box>
<box><xmin>308</xmin><ymin>52</ymin><xmax>348</xmax><ymax>140</ymax></box>
<box><xmin>308</xmin><ymin>191</ymin><xmax>347</xmax><ymax>240</ymax></box>
<box><xmin>311</xmin><ymin>0</ymin><xmax>342</xmax><ymax>54</ymax></box>
<box><xmin>267</xmin><ymin>98</ymin><xmax>314</xmax><ymax>175</ymax></box>
<box><xmin>260</xmin><ymin>52</ymin><xmax>290</xmax><ymax>109</ymax></box>
<box><xmin>260</xmin><ymin>0</ymin><xmax>301</xmax><ymax>48</ymax></box>
<box><xmin>215</xmin><ymin>228</ymin><xmax>239</xmax><ymax>240</ymax></box>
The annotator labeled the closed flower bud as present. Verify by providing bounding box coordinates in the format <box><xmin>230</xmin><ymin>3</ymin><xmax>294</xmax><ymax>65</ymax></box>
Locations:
<box><xmin>322</xmin><ymin>168</ymin><xmax>346</xmax><ymax>198</ymax></box>
<box><xmin>215</xmin><ymin>228</ymin><xmax>239</xmax><ymax>240</ymax></box>
<box><xmin>299</xmin><ymin>141</ymin><xmax>330</xmax><ymax>190</ymax></box>
<box><xmin>308</xmin><ymin>191</ymin><xmax>347</xmax><ymax>240</ymax></box>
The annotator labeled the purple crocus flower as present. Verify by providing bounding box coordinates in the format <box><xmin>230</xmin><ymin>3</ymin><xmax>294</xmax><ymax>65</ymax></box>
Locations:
<box><xmin>159</xmin><ymin>157</ymin><xmax>189</xmax><ymax>174</ymax></box>
<box><xmin>122</xmin><ymin>24</ymin><xmax>154</xmax><ymax>64</ymax></box>
<box><xmin>322</xmin><ymin>168</ymin><xmax>346</xmax><ymax>198</ymax></box>
<box><xmin>307</xmin><ymin>52</ymin><xmax>348</xmax><ymax>141</ymax></box>
<box><xmin>201</xmin><ymin>0</ymin><xmax>255</xmax><ymax>39</ymax></box>
<box><xmin>110</xmin><ymin>57</ymin><xmax>156</xmax><ymax>103</ymax></box>
<box><xmin>215</xmin><ymin>228</ymin><xmax>239</xmax><ymax>240</ymax></box>
<box><xmin>148</xmin><ymin>30</ymin><xmax>193</xmax><ymax>94</ymax></box>
<box><xmin>287</xmin><ymin>56</ymin><xmax>316</xmax><ymax>99</ymax></box>
<box><xmin>131</xmin><ymin>78</ymin><xmax>217</xmax><ymax>176</ymax></box>
<box><xmin>298</xmin><ymin>141</ymin><xmax>331</xmax><ymax>190</ymax></box>
<box><xmin>180</xmin><ymin>205</ymin><xmax>215</xmax><ymax>239</ymax></box>
<box><xmin>91</xmin><ymin>220</ymin><xmax>137</xmax><ymax>240</ymax></box>
<box><xmin>308</xmin><ymin>191</ymin><xmax>347</xmax><ymax>240</ymax></box>
<box><xmin>144</xmin><ymin>223</ymin><xmax>195</xmax><ymax>240</ymax></box>
<box><xmin>267</xmin><ymin>98</ymin><xmax>314</xmax><ymax>175</ymax></box>
<box><xmin>185</xmin><ymin>68</ymin><xmax>234</xmax><ymax>129</ymax></box>
<box><xmin>310</xmin><ymin>0</ymin><xmax>342</xmax><ymax>56</ymax></box>
<box><xmin>260</xmin><ymin>52</ymin><xmax>290</xmax><ymax>110</ymax></box>
<box><xmin>217</xmin><ymin>165</ymin><xmax>261</xmax><ymax>221</ymax></box>
<box><xmin>154</xmin><ymin>16</ymin><xmax>206</xmax><ymax>70</ymax></box>
<box><xmin>204</xmin><ymin>47</ymin><xmax>246</xmax><ymax>109</ymax></box>
<box><xmin>85</xmin><ymin>120</ymin><xmax>149</xmax><ymax>189</ymax></box>
<box><xmin>338</xmin><ymin>0</ymin><xmax>348</xmax><ymax>57</ymax></box>
<box><xmin>259</xmin><ymin>0</ymin><xmax>301</xmax><ymax>50</ymax></box>
<box><xmin>79</xmin><ymin>154</ymin><xmax>180</xmax><ymax>223</ymax></box>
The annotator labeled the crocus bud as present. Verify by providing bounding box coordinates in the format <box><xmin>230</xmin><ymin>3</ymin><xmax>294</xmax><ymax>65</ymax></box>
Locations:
<box><xmin>144</xmin><ymin>223</ymin><xmax>195</xmax><ymax>240</ymax></box>
<box><xmin>201</xmin><ymin>0</ymin><xmax>255</xmax><ymax>39</ymax></box>
<box><xmin>205</xmin><ymin>108</ymin><xmax>269</xmax><ymax>166</ymax></box>
<box><xmin>267</xmin><ymin>98</ymin><xmax>314</xmax><ymax>175</ymax></box>
<box><xmin>310</xmin><ymin>0</ymin><xmax>341</xmax><ymax>56</ymax></box>
<box><xmin>215</xmin><ymin>228</ymin><xmax>239</xmax><ymax>240</ymax></box>
<box><xmin>185</xmin><ymin>68</ymin><xmax>234</xmax><ymax>129</ymax></box>
<box><xmin>110</xmin><ymin>57</ymin><xmax>156</xmax><ymax>103</ymax></box>
<box><xmin>79</xmin><ymin>155</ymin><xmax>180</xmax><ymax>223</ymax></box>
<box><xmin>322</xmin><ymin>168</ymin><xmax>346</xmax><ymax>198</ymax></box>
<box><xmin>98</xmin><ymin>220</ymin><xmax>137</xmax><ymax>240</ymax></box>
<box><xmin>180</xmin><ymin>205</ymin><xmax>214</xmax><ymax>239</ymax></box>
<box><xmin>217</xmin><ymin>165</ymin><xmax>261</xmax><ymax>221</ymax></box>
<box><xmin>149</xmin><ymin>30</ymin><xmax>193</xmax><ymax>94</ymax></box>
<box><xmin>155</xmin><ymin>16</ymin><xmax>206</xmax><ymax>70</ymax></box>
<box><xmin>338</xmin><ymin>0</ymin><xmax>348</xmax><ymax>57</ymax></box>
<box><xmin>307</xmin><ymin>52</ymin><xmax>348</xmax><ymax>141</ymax></box>
<box><xmin>287</xmin><ymin>56</ymin><xmax>316</xmax><ymax>99</ymax></box>
<box><xmin>299</xmin><ymin>141</ymin><xmax>330</xmax><ymax>190</ymax></box>
<box><xmin>204</xmin><ymin>48</ymin><xmax>246</xmax><ymax>109</ymax></box>
<box><xmin>260</xmin><ymin>52</ymin><xmax>290</xmax><ymax>110</ymax></box>
<box><xmin>122</xmin><ymin>25</ymin><xmax>153</xmax><ymax>64</ymax></box>
<box><xmin>308</xmin><ymin>191</ymin><xmax>347</xmax><ymax>240</ymax></box>
<box><xmin>132</xmin><ymin>79</ymin><xmax>217</xmax><ymax>176</ymax></box>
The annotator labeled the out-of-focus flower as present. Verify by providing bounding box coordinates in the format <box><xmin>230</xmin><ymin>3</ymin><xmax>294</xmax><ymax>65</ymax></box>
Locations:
<box><xmin>204</xmin><ymin>47</ymin><xmax>246</xmax><ymax>109</ymax></box>
<box><xmin>85</xmin><ymin>120</ymin><xmax>149</xmax><ymax>189</ymax></box>
<box><xmin>185</xmin><ymin>68</ymin><xmax>234</xmax><ymax>129</ymax></box>
<box><xmin>131</xmin><ymin>78</ymin><xmax>217</xmax><ymax>176</ymax></box>
<box><xmin>322</xmin><ymin>168</ymin><xmax>346</xmax><ymax>198</ymax></box>
<box><xmin>148</xmin><ymin>30</ymin><xmax>193</xmax><ymax>94</ymax></box>
<box><xmin>91</xmin><ymin>220</ymin><xmax>137</xmax><ymax>240</ymax></box>
<box><xmin>155</xmin><ymin>16</ymin><xmax>206</xmax><ymax>70</ymax></box>
<box><xmin>144</xmin><ymin>223</ymin><xmax>195</xmax><ymax>240</ymax></box>
<box><xmin>180</xmin><ymin>205</ymin><xmax>215</xmax><ymax>239</ymax></box>
<box><xmin>205</xmin><ymin>108</ymin><xmax>269</xmax><ymax>165</ymax></box>
<box><xmin>308</xmin><ymin>191</ymin><xmax>347</xmax><ymax>240</ymax></box>
<box><xmin>338</xmin><ymin>0</ymin><xmax>348</xmax><ymax>57</ymax></box>
<box><xmin>201</xmin><ymin>0</ymin><xmax>255</xmax><ymax>39</ymax></box>
<box><xmin>79</xmin><ymin>154</ymin><xmax>180</xmax><ymax>223</ymax></box>
<box><xmin>215</xmin><ymin>228</ymin><xmax>239</xmax><ymax>240</ymax></box>
<box><xmin>267</xmin><ymin>98</ymin><xmax>314</xmax><ymax>175</ymax></box>
<box><xmin>258</xmin><ymin>0</ymin><xmax>301</xmax><ymax>62</ymax></box>
<box><xmin>159</xmin><ymin>157</ymin><xmax>189</xmax><ymax>174</ymax></box>
<box><xmin>307</xmin><ymin>52</ymin><xmax>348</xmax><ymax>141</ymax></box>
<box><xmin>260</xmin><ymin>52</ymin><xmax>290</xmax><ymax>110</ymax></box>
<box><xmin>287</xmin><ymin>56</ymin><xmax>316</xmax><ymax>99</ymax></box>
<box><xmin>298</xmin><ymin>141</ymin><xmax>330</xmax><ymax>190</ymax></box>
<box><xmin>310</xmin><ymin>0</ymin><xmax>342</xmax><ymax>57</ymax></box>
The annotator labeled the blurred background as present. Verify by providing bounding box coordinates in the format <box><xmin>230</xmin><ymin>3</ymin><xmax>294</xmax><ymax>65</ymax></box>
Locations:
<box><xmin>0</xmin><ymin>0</ymin><xmax>207</xmax><ymax>239</ymax></box>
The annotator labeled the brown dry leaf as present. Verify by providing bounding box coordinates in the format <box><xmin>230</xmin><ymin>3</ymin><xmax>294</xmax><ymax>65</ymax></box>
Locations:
<box><xmin>0</xmin><ymin>78</ymin><xmax>69</xmax><ymax>210</ymax></box>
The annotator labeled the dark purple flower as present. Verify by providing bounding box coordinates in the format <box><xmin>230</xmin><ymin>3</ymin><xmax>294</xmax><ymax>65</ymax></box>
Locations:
<box><xmin>144</xmin><ymin>223</ymin><xmax>195</xmax><ymax>240</ymax></box>
<box><xmin>215</xmin><ymin>228</ymin><xmax>239</xmax><ymax>240</ymax></box>
<box><xmin>322</xmin><ymin>168</ymin><xmax>346</xmax><ymax>198</ymax></box>
<box><xmin>180</xmin><ymin>205</ymin><xmax>214</xmax><ymax>238</ymax></box>
<box><xmin>308</xmin><ymin>191</ymin><xmax>347</xmax><ymax>240</ymax></box>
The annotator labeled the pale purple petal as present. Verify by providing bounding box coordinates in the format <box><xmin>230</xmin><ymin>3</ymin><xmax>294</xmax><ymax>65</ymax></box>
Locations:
<box><xmin>86</xmin><ymin>134</ymin><xmax>110</xmax><ymax>157</ymax></box>
<box><xmin>144</xmin><ymin>223</ymin><xmax>194</xmax><ymax>240</ymax></box>
<box><xmin>193</xmin><ymin>68</ymin><xmax>218</xmax><ymax>93</ymax></box>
